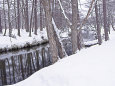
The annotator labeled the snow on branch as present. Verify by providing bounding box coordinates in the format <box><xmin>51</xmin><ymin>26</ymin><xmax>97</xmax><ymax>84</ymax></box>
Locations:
<box><xmin>78</xmin><ymin>0</ymin><xmax>97</xmax><ymax>33</ymax></box>
<box><xmin>52</xmin><ymin>18</ymin><xmax>68</xmax><ymax>57</ymax></box>
<box><xmin>57</xmin><ymin>0</ymin><xmax>72</xmax><ymax>27</ymax></box>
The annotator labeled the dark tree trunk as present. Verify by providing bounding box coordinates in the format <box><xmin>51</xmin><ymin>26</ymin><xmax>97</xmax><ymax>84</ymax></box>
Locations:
<box><xmin>3</xmin><ymin>0</ymin><xmax>7</xmax><ymax>35</ymax></box>
<box><xmin>41</xmin><ymin>0</ymin><xmax>59</xmax><ymax>63</ymax></box>
<box><xmin>25</xmin><ymin>0</ymin><xmax>29</xmax><ymax>32</ymax></box>
<box><xmin>40</xmin><ymin>0</ymin><xmax>43</xmax><ymax>31</ymax></box>
<box><xmin>34</xmin><ymin>0</ymin><xmax>38</xmax><ymax>35</ymax></box>
<box><xmin>0</xmin><ymin>12</ymin><xmax>2</xmax><ymax>33</ymax></box>
<box><xmin>29</xmin><ymin>0</ymin><xmax>35</xmax><ymax>37</ymax></box>
<box><xmin>17</xmin><ymin>0</ymin><xmax>21</xmax><ymax>36</ymax></box>
<box><xmin>95</xmin><ymin>1</ymin><xmax>102</xmax><ymax>45</ymax></box>
<box><xmin>103</xmin><ymin>0</ymin><xmax>109</xmax><ymax>41</ymax></box>
<box><xmin>7</xmin><ymin>0</ymin><xmax>12</xmax><ymax>37</ymax></box>
<box><xmin>71</xmin><ymin>0</ymin><xmax>79</xmax><ymax>54</ymax></box>
<box><xmin>14</xmin><ymin>0</ymin><xmax>17</xmax><ymax>29</ymax></box>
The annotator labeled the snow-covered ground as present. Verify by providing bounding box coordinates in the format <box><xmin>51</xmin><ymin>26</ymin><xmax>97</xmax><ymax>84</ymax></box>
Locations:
<box><xmin>0</xmin><ymin>29</ymin><xmax>48</xmax><ymax>52</ymax></box>
<box><xmin>9</xmin><ymin>30</ymin><xmax>115</xmax><ymax>86</ymax></box>
<box><xmin>84</xmin><ymin>40</ymin><xmax>98</xmax><ymax>46</ymax></box>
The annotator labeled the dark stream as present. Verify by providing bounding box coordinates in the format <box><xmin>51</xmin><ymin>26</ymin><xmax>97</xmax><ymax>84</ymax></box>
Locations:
<box><xmin>0</xmin><ymin>38</ymin><xmax>96</xmax><ymax>86</ymax></box>
<box><xmin>0</xmin><ymin>44</ymin><xmax>53</xmax><ymax>86</ymax></box>
<box><xmin>0</xmin><ymin>37</ymin><xmax>74</xmax><ymax>86</ymax></box>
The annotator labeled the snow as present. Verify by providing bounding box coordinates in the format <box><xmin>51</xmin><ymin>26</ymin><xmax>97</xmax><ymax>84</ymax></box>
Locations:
<box><xmin>9</xmin><ymin>30</ymin><xmax>115</xmax><ymax>86</ymax></box>
<box><xmin>79</xmin><ymin>0</ymin><xmax>88</xmax><ymax>15</ymax></box>
<box><xmin>60</xmin><ymin>31</ymin><xmax>69</xmax><ymax>38</ymax></box>
<box><xmin>84</xmin><ymin>40</ymin><xmax>98</xmax><ymax>46</ymax></box>
<box><xmin>57</xmin><ymin>0</ymin><xmax>72</xmax><ymax>26</ymax></box>
<box><xmin>0</xmin><ymin>29</ymin><xmax>48</xmax><ymax>52</ymax></box>
<box><xmin>52</xmin><ymin>18</ymin><xmax>67</xmax><ymax>57</ymax></box>
<box><xmin>0</xmin><ymin>44</ymin><xmax>48</xmax><ymax>60</ymax></box>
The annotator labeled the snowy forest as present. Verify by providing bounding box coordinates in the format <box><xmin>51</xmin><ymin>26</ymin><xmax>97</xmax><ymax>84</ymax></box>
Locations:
<box><xmin>0</xmin><ymin>0</ymin><xmax>115</xmax><ymax>86</ymax></box>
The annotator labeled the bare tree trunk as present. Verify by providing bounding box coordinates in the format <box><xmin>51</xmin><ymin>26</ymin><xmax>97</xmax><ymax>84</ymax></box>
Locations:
<box><xmin>52</xmin><ymin>19</ymin><xmax>67</xmax><ymax>58</ymax></box>
<box><xmin>95</xmin><ymin>1</ymin><xmax>102</xmax><ymax>45</ymax></box>
<box><xmin>29</xmin><ymin>0</ymin><xmax>35</xmax><ymax>37</ymax></box>
<box><xmin>7</xmin><ymin>0</ymin><xmax>12</xmax><ymax>37</ymax></box>
<box><xmin>57</xmin><ymin>0</ymin><xmax>72</xmax><ymax>28</ymax></box>
<box><xmin>25</xmin><ymin>0</ymin><xmax>29</xmax><ymax>32</ymax></box>
<box><xmin>0</xmin><ymin>11</ymin><xmax>2</xmax><ymax>33</ymax></box>
<box><xmin>3</xmin><ymin>0</ymin><xmax>7</xmax><ymax>36</ymax></box>
<box><xmin>17</xmin><ymin>0</ymin><xmax>21</xmax><ymax>36</ymax></box>
<box><xmin>41</xmin><ymin>0</ymin><xmax>59</xmax><ymax>63</ymax></box>
<box><xmin>21</xmin><ymin>0</ymin><xmax>25</xmax><ymax>29</ymax></box>
<box><xmin>71</xmin><ymin>0</ymin><xmax>78</xmax><ymax>54</ymax></box>
<box><xmin>111</xmin><ymin>15</ymin><xmax>115</xmax><ymax>31</ymax></box>
<box><xmin>40</xmin><ymin>0</ymin><xmax>43</xmax><ymax>31</ymax></box>
<box><xmin>103</xmin><ymin>0</ymin><xmax>109</xmax><ymax>41</ymax></box>
<box><xmin>76</xmin><ymin>0</ymin><xmax>82</xmax><ymax>50</ymax></box>
<box><xmin>14</xmin><ymin>0</ymin><xmax>17</xmax><ymax>29</ymax></box>
<box><xmin>78</xmin><ymin>0</ymin><xmax>95</xmax><ymax>33</ymax></box>
<box><xmin>34</xmin><ymin>0</ymin><xmax>38</xmax><ymax>35</ymax></box>
<box><xmin>107</xmin><ymin>0</ymin><xmax>111</xmax><ymax>34</ymax></box>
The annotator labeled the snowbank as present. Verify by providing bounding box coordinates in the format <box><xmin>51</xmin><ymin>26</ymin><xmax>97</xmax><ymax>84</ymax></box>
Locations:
<box><xmin>10</xmin><ymin>30</ymin><xmax>115</xmax><ymax>86</ymax></box>
<box><xmin>84</xmin><ymin>40</ymin><xmax>98</xmax><ymax>47</ymax></box>
<box><xmin>0</xmin><ymin>29</ymin><xmax>48</xmax><ymax>52</ymax></box>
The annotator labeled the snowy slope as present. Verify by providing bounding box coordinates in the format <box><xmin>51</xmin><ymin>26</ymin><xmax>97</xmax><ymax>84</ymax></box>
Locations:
<box><xmin>10</xmin><ymin>30</ymin><xmax>115</xmax><ymax>86</ymax></box>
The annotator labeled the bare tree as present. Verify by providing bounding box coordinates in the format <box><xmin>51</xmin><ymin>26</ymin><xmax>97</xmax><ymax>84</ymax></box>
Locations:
<box><xmin>7</xmin><ymin>0</ymin><xmax>12</xmax><ymax>37</ymax></box>
<box><xmin>3</xmin><ymin>0</ymin><xmax>7</xmax><ymax>36</ymax></box>
<box><xmin>40</xmin><ymin>0</ymin><xmax>43</xmax><ymax>31</ymax></box>
<box><xmin>29</xmin><ymin>0</ymin><xmax>35</xmax><ymax>37</ymax></box>
<box><xmin>25</xmin><ymin>0</ymin><xmax>29</xmax><ymax>32</ymax></box>
<box><xmin>71</xmin><ymin>0</ymin><xmax>79</xmax><ymax>54</ymax></box>
<box><xmin>95</xmin><ymin>1</ymin><xmax>102</xmax><ymax>45</ymax></box>
<box><xmin>0</xmin><ymin>11</ymin><xmax>2</xmax><ymax>33</ymax></box>
<box><xmin>17</xmin><ymin>0</ymin><xmax>21</xmax><ymax>36</ymax></box>
<box><xmin>103</xmin><ymin>0</ymin><xmax>109</xmax><ymax>41</ymax></box>
<box><xmin>34</xmin><ymin>0</ymin><xmax>38</xmax><ymax>35</ymax></box>
<box><xmin>14</xmin><ymin>0</ymin><xmax>17</xmax><ymax>29</ymax></box>
<box><xmin>41</xmin><ymin>0</ymin><xmax>59</xmax><ymax>63</ymax></box>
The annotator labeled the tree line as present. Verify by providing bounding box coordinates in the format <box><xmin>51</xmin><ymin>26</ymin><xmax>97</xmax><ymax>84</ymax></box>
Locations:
<box><xmin>0</xmin><ymin>0</ymin><xmax>114</xmax><ymax>63</ymax></box>
<box><xmin>41</xmin><ymin>0</ymin><xmax>114</xmax><ymax>63</ymax></box>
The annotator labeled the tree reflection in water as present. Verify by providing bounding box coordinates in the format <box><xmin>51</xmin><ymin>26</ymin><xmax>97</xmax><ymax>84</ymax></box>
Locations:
<box><xmin>0</xmin><ymin>44</ymin><xmax>52</xmax><ymax>85</ymax></box>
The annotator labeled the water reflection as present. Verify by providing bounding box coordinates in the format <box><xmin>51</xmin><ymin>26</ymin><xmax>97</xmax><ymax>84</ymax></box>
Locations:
<box><xmin>0</xmin><ymin>44</ymin><xmax>52</xmax><ymax>86</ymax></box>
<box><xmin>0</xmin><ymin>39</ymin><xmax>96</xmax><ymax>86</ymax></box>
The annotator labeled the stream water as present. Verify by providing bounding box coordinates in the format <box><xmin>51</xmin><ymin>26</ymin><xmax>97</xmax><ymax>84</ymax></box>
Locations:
<box><xmin>0</xmin><ymin>44</ymin><xmax>53</xmax><ymax>86</ymax></box>
<box><xmin>0</xmin><ymin>38</ymin><xmax>95</xmax><ymax>86</ymax></box>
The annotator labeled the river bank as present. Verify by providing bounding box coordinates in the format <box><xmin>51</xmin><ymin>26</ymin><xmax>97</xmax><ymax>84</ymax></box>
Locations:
<box><xmin>0</xmin><ymin>29</ymin><xmax>48</xmax><ymax>53</ymax></box>
<box><xmin>11</xmin><ymin>30</ymin><xmax>115</xmax><ymax>86</ymax></box>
